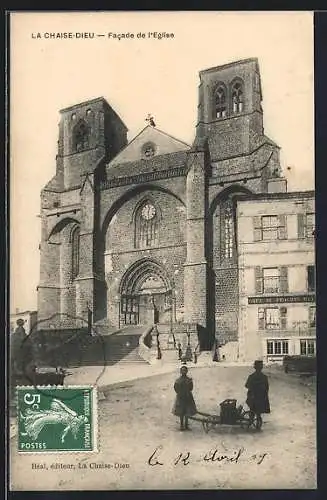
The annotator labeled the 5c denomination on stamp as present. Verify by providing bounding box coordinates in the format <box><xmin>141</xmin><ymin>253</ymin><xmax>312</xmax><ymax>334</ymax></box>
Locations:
<box><xmin>17</xmin><ymin>386</ymin><xmax>97</xmax><ymax>453</ymax></box>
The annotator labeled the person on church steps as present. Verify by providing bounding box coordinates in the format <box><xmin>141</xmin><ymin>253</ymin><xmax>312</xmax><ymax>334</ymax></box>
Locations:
<box><xmin>172</xmin><ymin>365</ymin><xmax>197</xmax><ymax>431</ymax></box>
<box><xmin>245</xmin><ymin>360</ymin><xmax>270</xmax><ymax>430</ymax></box>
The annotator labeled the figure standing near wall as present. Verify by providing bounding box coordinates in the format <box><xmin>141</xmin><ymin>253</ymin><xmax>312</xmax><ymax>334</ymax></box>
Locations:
<box><xmin>11</xmin><ymin>319</ymin><xmax>31</xmax><ymax>374</ymax></box>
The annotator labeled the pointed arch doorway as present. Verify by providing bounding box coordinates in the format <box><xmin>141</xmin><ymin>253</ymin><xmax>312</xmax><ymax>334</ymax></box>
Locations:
<box><xmin>119</xmin><ymin>259</ymin><xmax>173</xmax><ymax>327</ymax></box>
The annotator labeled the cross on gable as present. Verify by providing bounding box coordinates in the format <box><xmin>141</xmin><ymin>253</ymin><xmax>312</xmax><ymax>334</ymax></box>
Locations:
<box><xmin>145</xmin><ymin>114</ymin><xmax>156</xmax><ymax>127</ymax></box>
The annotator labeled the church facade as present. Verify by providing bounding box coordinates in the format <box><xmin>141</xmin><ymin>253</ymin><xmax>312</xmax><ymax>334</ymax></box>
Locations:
<box><xmin>37</xmin><ymin>58</ymin><xmax>289</xmax><ymax>350</ymax></box>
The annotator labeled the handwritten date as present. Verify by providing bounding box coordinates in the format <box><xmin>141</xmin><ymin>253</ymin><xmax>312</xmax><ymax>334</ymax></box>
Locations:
<box><xmin>148</xmin><ymin>445</ymin><xmax>267</xmax><ymax>466</ymax></box>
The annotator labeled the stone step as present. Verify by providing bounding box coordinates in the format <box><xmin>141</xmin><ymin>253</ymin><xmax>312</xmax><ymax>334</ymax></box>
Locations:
<box><xmin>111</xmin><ymin>348</ymin><xmax>149</xmax><ymax>364</ymax></box>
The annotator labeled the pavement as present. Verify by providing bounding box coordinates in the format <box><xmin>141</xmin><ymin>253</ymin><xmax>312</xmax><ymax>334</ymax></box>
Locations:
<box><xmin>9</xmin><ymin>361</ymin><xmax>316</xmax><ymax>490</ymax></box>
<box><xmin>63</xmin><ymin>351</ymin><xmax>253</xmax><ymax>389</ymax></box>
<box><xmin>9</xmin><ymin>351</ymin><xmax>217</xmax><ymax>440</ymax></box>
<box><xmin>64</xmin><ymin>352</ymin><xmax>237</xmax><ymax>387</ymax></box>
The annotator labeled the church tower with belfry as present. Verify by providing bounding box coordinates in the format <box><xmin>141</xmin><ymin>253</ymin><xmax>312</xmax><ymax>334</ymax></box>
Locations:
<box><xmin>37</xmin><ymin>98</ymin><xmax>128</xmax><ymax>327</ymax></box>
<box><xmin>189</xmin><ymin>57</ymin><xmax>285</xmax><ymax>348</ymax></box>
<box><xmin>37</xmin><ymin>57</ymin><xmax>288</xmax><ymax>359</ymax></box>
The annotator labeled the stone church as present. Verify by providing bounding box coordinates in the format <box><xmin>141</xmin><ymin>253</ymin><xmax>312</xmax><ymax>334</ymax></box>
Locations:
<box><xmin>37</xmin><ymin>58</ymin><xmax>286</xmax><ymax>349</ymax></box>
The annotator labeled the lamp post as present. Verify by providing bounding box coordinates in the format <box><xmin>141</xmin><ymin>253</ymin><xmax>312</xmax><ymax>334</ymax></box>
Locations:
<box><xmin>153</xmin><ymin>323</ymin><xmax>161</xmax><ymax>360</ymax></box>
<box><xmin>185</xmin><ymin>325</ymin><xmax>192</xmax><ymax>361</ymax></box>
<box><xmin>168</xmin><ymin>290</ymin><xmax>176</xmax><ymax>349</ymax></box>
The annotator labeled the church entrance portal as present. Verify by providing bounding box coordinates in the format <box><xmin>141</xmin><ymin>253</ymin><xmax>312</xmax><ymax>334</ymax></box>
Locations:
<box><xmin>119</xmin><ymin>259</ymin><xmax>173</xmax><ymax>327</ymax></box>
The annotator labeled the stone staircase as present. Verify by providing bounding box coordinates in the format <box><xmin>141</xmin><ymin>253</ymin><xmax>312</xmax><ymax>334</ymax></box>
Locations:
<box><xmin>32</xmin><ymin>324</ymin><xmax>150</xmax><ymax>367</ymax></box>
<box><xmin>103</xmin><ymin>325</ymin><xmax>149</xmax><ymax>365</ymax></box>
<box><xmin>99</xmin><ymin>325</ymin><xmax>150</xmax><ymax>365</ymax></box>
<box><xmin>115</xmin><ymin>347</ymin><xmax>149</xmax><ymax>364</ymax></box>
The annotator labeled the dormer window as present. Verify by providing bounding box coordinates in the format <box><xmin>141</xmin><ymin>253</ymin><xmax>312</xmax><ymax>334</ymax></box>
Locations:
<box><xmin>214</xmin><ymin>84</ymin><xmax>227</xmax><ymax>119</ymax></box>
<box><xmin>231</xmin><ymin>81</ymin><xmax>244</xmax><ymax>114</ymax></box>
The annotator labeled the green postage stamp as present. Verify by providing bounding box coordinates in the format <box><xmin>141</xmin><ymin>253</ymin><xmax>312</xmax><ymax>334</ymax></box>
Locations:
<box><xmin>17</xmin><ymin>386</ymin><xmax>97</xmax><ymax>453</ymax></box>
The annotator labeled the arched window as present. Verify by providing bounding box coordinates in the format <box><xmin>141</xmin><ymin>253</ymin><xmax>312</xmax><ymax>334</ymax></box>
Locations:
<box><xmin>135</xmin><ymin>201</ymin><xmax>159</xmax><ymax>249</ymax></box>
<box><xmin>224</xmin><ymin>202</ymin><xmax>234</xmax><ymax>259</ymax></box>
<box><xmin>214</xmin><ymin>85</ymin><xmax>227</xmax><ymax>119</ymax></box>
<box><xmin>71</xmin><ymin>226</ymin><xmax>80</xmax><ymax>279</ymax></box>
<box><xmin>220</xmin><ymin>199</ymin><xmax>236</xmax><ymax>261</ymax></box>
<box><xmin>231</xmin><ymin>80</ymin><xmax>244</xmax><ymax>114</ymax></box>
<box><xmin>72</xmin><ymin>120</ymin><xmax>89</xmax><ymax>152</ymax></box>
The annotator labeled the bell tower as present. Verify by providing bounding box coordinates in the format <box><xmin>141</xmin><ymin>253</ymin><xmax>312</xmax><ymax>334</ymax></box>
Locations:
<box><xmin>57</xmin><ymin>97</ymin><xmax>128</xmax><ymax>189</ymax></box>
<box><xmin>197</xmin><ymin>58</ymin><xmax>264</xmax><ymax>161</ymax></box>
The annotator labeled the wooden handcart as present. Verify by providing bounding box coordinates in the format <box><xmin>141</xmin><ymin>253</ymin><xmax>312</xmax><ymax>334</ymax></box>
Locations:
<box><xmin>189</xmin><ymin>398</ymin><xmax>261</xmax><ymax>433</ymax></box>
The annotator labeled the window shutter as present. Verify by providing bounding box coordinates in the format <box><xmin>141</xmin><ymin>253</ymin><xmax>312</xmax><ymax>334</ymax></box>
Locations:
<box><xmin>258</xmin><ymin>308</ymin><xmax>265</xmax><ymax>330</ymax></box>
<box><xmin>255</xmin><ymin>267</ymin><xmax>263</xmax><ymax>294</ymax></box>
<box><xmin>280</xmin><ymin>307</ymin><xmax>287</xmax><ymax>329</ymax></box>
<box><xmin>307</xmin><ymin>265</ymin><xmax>315</xmax><ymax>292</ymax></box>
<box><xmin>278</xmin><ymin>215</ymin><xmax>287</xmax><ymax>240</ymax></box>
<box><xmin>279</xmin><ymin>266</ymin><xmax>289</xmax><ymax>293</ymax></box>
<box><xmin>253</xmin><ymin>216</ymin><xmax>262</xmax><ymax>241</ymax></box>
<box><xmin>297</xmin><ymin>213</ymin><xmax>305</xmax><ymax>239</ymax></box>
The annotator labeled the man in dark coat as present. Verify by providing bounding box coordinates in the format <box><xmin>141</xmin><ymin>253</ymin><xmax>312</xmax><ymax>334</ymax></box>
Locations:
<box><xmin>245</xmin><ymin>360</ymin><xmax>270</xmax><ymax>430</ymax></box>
<box><xmin>11</xmin><ymin>319</ymin><xmax>29</xmax><ymax>374</ymax></box>
<box><xmin>172</xmin><ymin>365</ymin><xmax>197</xmax><ymax>431</ymax></box>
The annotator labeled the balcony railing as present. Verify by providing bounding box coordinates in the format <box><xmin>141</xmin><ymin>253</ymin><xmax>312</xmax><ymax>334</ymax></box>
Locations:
<box><xmin>261</xmin><ymin>327</ymin><xmax>316</xmax><ymax>338</ymax></box>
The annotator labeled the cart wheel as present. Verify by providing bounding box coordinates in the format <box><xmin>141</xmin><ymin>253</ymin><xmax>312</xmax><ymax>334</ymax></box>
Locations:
<box><xmin>241</xmin><ymin>411</ymin><xmax>258</xmax><ymax>430</ymax></box>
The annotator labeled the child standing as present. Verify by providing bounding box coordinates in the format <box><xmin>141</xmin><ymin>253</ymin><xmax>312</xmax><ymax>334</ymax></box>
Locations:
<box><xmin>172</xmin><ymin>365</ymin><xmax>197</xmax><ymax>431</ymax></box>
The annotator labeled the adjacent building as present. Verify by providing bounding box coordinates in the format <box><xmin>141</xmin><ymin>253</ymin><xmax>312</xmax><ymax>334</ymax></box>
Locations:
<box><xmin>237</xmin><ymin>191</ymin><xmax>315</xmax><ymax>362</ymax></box>
<box><xmin>9</xmin><ymin>310</ymin><xmax>38</xmax><ymax>335</ymax></box>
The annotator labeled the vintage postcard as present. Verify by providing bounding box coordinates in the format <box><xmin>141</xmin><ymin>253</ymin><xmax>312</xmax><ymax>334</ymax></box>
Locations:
<box><xmin>9</xmin><ymin>11</ymin><xmax>316</xmax><ymax>490</ymax></box>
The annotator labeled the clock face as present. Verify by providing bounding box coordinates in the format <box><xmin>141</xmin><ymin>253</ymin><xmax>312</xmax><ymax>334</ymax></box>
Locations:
<box><xmin>141</xmin><ymin>203</ymin><xmax>156</xmax><ymax>220</ymax></box>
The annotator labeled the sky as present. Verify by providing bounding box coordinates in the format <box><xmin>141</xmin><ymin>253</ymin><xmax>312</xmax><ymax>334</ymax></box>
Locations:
<box><xmin>10</xmin><ymin>11</ymin><xmax>314</xmax><ymax>313</ymax></box>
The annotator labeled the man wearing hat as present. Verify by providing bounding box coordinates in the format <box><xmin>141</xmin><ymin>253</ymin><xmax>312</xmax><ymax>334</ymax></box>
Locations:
<box><xmin>245</xmin><ymin>360</ymin><xmax>270</xmax><ymax>430</ymax></box>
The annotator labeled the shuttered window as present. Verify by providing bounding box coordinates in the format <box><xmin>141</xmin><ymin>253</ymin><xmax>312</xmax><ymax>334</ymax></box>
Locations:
<box><xmin>278</xmin><ymin>215</ymin><xmax>287</xmax><ymax>239</ymax></box>
<box><xmin>258</xmin><ymin>307</ymin><xmax>288</xmax><ymax>330</ymax></box>
<box><xmin>258</xmin><ymin>308</ymin><xmax>265</xmax><ymax>330</ymax></box>
<box><xmin>298</xmin><ymin>213</ymin><xmax>315</xmax><ymax>239</ymax></box>
<box><xmin>262</xmin><ymin>215</ymin><xmax>278</xmax><ymax>240</ymax></box>
<box><xmin>265</xmin><ymin>308</ymin><xmax>280</xmax><ymax>329</ymax></box>
<box><xmin>297</xmin><ymin>213</ymin><xmax>305</xmax><ymax>239</ymax></box>
<box><xmin>280</xmin><ymin>307</ymin><xmax>287</xmax><ymax>329</ymax></box>
<box><xmin>263</xmin><ymin>268</ymin><xmax>279</xmax><ymax>293</ymax></box>
<box><xmin>255</xmin><ymin>266</ymin><xmax>288</xmax><ymax>294</ymax></box>
<box><xmin>307</xmin><ymin>265</ymin><xmax>315</xmax><ymax>292</ymax></box>
<box><xmin>253</xmin><ymin>215</ymin><xmax>287</xmax><ymax>241</ymax></box>
<box><xmin>309</xmin><ymin>306</ymin><xmax>316</xmax><ymax>327</ymax></box>
<box><xmin>253</xmin><ymin>216</ymin><xmax>262</xmax><ymax>241</ymax></box>
<box><xmin>279</xmin><ymin>266</ymin><xmax>289</xmax><ymax>293</ymax></box>
<box><xmin>255</xmin><ymin>267</ymin><xmax>263</xmax><ymax>294</ymax></box>
<box><xmin>305</xmin><ymin>213</ymin><xmax>315</xmax><ymax>238</ymax></box>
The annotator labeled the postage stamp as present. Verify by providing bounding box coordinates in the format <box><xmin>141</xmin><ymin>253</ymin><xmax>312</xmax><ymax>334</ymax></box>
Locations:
<box><xmin>17</xmin><ymin>386</ymin><xmax>97</xmax><ymax>453</ymax></box>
